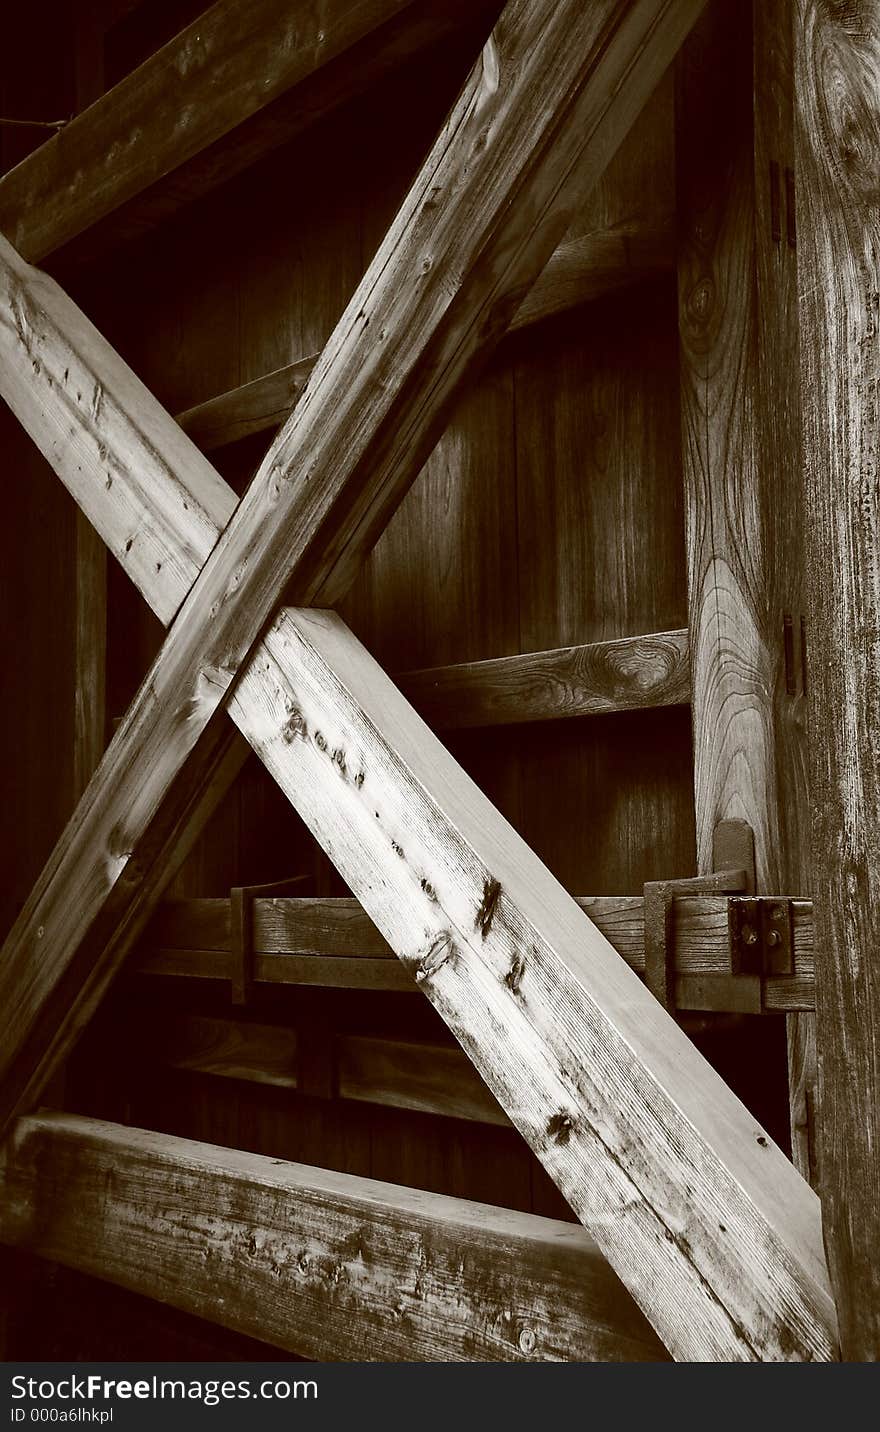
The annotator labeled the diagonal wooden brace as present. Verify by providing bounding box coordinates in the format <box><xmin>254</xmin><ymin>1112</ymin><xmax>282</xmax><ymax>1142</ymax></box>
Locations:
<box><xmin>0</xmin><ymin>0</ymin><xmax>709</xmax><ymax>1137</ymax></box>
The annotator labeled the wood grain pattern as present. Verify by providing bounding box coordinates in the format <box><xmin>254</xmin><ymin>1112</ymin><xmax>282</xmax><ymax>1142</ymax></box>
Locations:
<box><xmin>0</xmin><ymin>0</ymin><xmax>490</xmax><ymax>268</ymax></box>
<box><xmin>751</xmin><ymin>0</ymin><xmax>818</xmax><ymax>1189</ymax></box>
<box><xmin>676</xmin><ymin>0</ymin><xmax>782</xmax><ymax>887</ymax></box>
<box><xmin>0</xmin><ymin>0</ymin><xmax>708</xmax><ymax>1137</ymax></box>
<box><xmin>795</xmin><ymin>0</ymin><xmax>880</xmax><ymax>1361</ymax></box>
<box><xmin>135</xmin><ymin>893</ymin><xmax>820</xmax><ymax>1012</ymax></box>
<box><xmin>0</xmin><ymin>1113</ymin><xmax>666</xmax><ymax>1362</ymax></box>
<box><xmin>399</xmin><ymin>630</ymin><xmax>690</xmax><ymax>729</ymax></box>
<box><xmin>233</xmin><ymin>605</ymin><xmax>836</xmax><ymax>1360</ymax></box>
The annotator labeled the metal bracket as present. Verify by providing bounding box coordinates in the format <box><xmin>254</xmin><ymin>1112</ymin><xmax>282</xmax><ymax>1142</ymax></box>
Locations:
<box><xmin>230</xmin><ymin>872</ymin><xmax>311</xmax><ymax>1005</ymax></box>
<box><xmin>729</xmin><ymin>897</ymin><xmax>795</xmax><ymax>978</ymax></box>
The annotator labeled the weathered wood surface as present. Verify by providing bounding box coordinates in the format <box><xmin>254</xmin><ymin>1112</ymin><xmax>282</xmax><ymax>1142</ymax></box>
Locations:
<box><xmin>399</xmin><ymin>630</ymin><xmax>690</xmax><ymax>729</ymax></box>
<box><xmin>795</xmin><ymin>0</ymin><xmax>880</xmax><ymax>1362</ymax></box>
<box><xmin>0</xmin><ymin>0</ymin><xmax>708</xmax><ymax>1137</ymax></box>
<box><xmin>751</xmin><ymin>0</ymin><xmax>818</xmax><ymax>1190</ymax></box>
<box><xmin>0</xmin><ymin>0</ymin><xmax>494</xmax><ymax>268</ymax></box>
<box><xmin>676</xmin><ymin>0</ymin><xmax>781</xmax><ymax>886</ymax></box>
<box><xmin>0</xmin><ymin>1113</ymin><xmax>666</xmax><ymax>1362</ymax></box>
<box><xmin>137</xmin><ymin>893</ymin><xmax>818</xmax><ymax>1011</ymax></box>
<box><xmin>227</xmin><ymin>604</ymin><xmax>836</xmax><ymax>1360</ymax></box>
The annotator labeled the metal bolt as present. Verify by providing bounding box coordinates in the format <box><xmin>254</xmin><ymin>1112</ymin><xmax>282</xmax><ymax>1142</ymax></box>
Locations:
<box><xmin>741</xmin><ymin>922</ymin><xmax>759</xmax><ymax>946</ymax></box>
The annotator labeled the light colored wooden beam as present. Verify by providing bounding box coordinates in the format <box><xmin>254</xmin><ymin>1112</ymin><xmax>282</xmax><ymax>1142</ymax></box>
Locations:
<box><xmin>0</xmin><ymin>0</ymin><xmax>492</xmax><ymax>267</ymax></box>
<box><xmin>222</xmin><ymin>604</ymin><xmax>836</xmax><ymax>1360</ymax></box>
<box><xmin>136</xmin><ymin>893</ymin><xmax>818</xmax><ymax>1012</ymax></box>
<box><xmin>398</xmin><ymin>630</ymin><xmax>690</xmax><ymax>729</ymax></box>
<box><xmin>795</xmin><ymin>0</ymin><xmax>880</xmax><ymax>1361</ymax></box>
<box><xmin>0</xmin><ymin>0</ymin><xmax>707</xmax><ymax>1138</ymax></box>
<box><xmin>0</xmin><ymin>1112</ymin><xmax>666</xmax><ymax>1362</ymax></box>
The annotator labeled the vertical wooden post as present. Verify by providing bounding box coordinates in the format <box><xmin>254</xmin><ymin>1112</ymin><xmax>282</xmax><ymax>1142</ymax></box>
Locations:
<box><xmin>677</xmin><ymin>0</ymin><xmax>781</xmax><ymax>886</ymax></box>
<box><xmin>678</xmin><ymin>0</ymin><xmax>819</xmax><ymax>1180</ymax></box>
<box><xmin>795</xmin><ymin>0</ymin><xmax>880</xmax><ymax>1361</ymax></box>
<box><xmin>73</xmin><ymin>0</ymin><xmax>108</xmax><ymax>810</ymax></box>
<box><xmin>751</xmin><ymin>0</ymin><xmax>818</xmax><ymax>1187</ymax></box>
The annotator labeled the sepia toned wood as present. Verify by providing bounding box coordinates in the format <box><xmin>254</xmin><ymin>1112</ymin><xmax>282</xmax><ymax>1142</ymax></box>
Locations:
<box><xmin>175</xmin><ymin>355</ymin><xmax>318</xmax><ymax>453</ymax></box>
<box><xmin>795</xmin><ymin>0</ymin><xmax>880</xmax><ymax>1361</ymax></box>
<box><xmin>751</xmin><ymin>0</ymin><xmax>819</xmax><ymax>1189</ymax></box>
<box><xmin>227</xmin><ymin>604</ymin><xmax>836</xmax><ymax>1360</ymax></box>
<box><xmin>135</xmin><ymin>892</ymin><xmax>819</xmax><ymax>1012</ymax></box>
<box><xmin>0</xmin><ymin>0</ymin><xmax>492</xmax><ymax>268</ymax></box>
<box><xmin>399</xmin><ymin>630</ymin><xmax>690</xmax><ymax>729</ymax></box>
<box><xmin>124</xmin><ymin>1012</ymin><xmax>509</xmax><ymax>1127</ymax></box>
<box><xmin>0</xmin><ymin>1112</ymin><xmax>667</xmax><ymax>1362</ymax></box>
<box><xmin>0</xmin><ymin>0</ymin><xmax>709</xmax><ymax>1139</ymax></box>
<box><xmin>676</xmin><ymin>0</ymin><xmax>782</xmax><ymax>887</ymax></box>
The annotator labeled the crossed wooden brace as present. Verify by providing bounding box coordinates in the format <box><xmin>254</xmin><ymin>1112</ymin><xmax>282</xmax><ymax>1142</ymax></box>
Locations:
<box><xmin>0</xmin><ymin>0</ymin><xmax>837</xmax><ymax>1362</ymax></box>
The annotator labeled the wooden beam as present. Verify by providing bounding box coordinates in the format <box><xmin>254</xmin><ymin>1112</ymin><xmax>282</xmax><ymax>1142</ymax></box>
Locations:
<box><xmin>135</xmin><ymin>893</ymin><xmax>819</xmax><ymax>1012</ymax></box>
<box><xmin>676</xmin><ymin>1</ymin><xmax>781</xmax><ymax>886</ymax></box>
<box><xmin>398</xmin><ymin>630</ymin><xmax>690</xmax><ymax>729</ymax></box>
<box><xmin>0</xmin><ymin>1112</ymin><xmax>666</xmax><ymax>1362</ymax></box>
<box><xmin>795</xmin><ymin>0</ymin><xmax>880</xmax><ymax>1362</ymax></box>
<box><xmin>0</xmin><ymin>0</ymin><xmax>708</xmax><ymax>1135</ymax></box>
<box><xmin>0</xmin><ymin>0</ymin><xmax>496</xmax><ymax>268</ymax></box>
<box><xmin>114</xmin><ymin>1011</ymin><xmax>510</xmax><ymax>1126</ymax></box>
<box><xmin>219</xmin><ymin>604</ymin><xmax>836</xmax><ymax>1360</ymax></box>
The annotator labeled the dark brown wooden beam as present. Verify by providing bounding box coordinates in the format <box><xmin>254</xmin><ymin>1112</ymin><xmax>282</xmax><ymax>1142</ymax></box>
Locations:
<box><xmin>795</xmin><ymin>0</ymin><xmax>880</xmax><ymax>1362</ymax></box>
<box><xmin>0</xmin><ymin>1112</ymin><xmax>667</xmax><ymax>1362</ymax></box>
<box><xmin>398</xmin><ymin>629</ymin><xmax>690</xmax><ymax>729</ymax></box>
<box><xmin>135</xmin><ymin>893</ymin><xmax>818</xmax><ymax>1012</ymax></box>
<box><xmin>0</xmin><ymin>0</ymin><xmax>497</xmax><ymax>269</ymax></box>
<box><xmin>114</xmin><ymin>1011</ymin><xmax>510</xmax><ymax>1127</ymax></box>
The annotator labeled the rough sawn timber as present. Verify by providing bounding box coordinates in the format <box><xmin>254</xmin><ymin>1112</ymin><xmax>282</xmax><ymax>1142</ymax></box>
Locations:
<box><xmin>0</xmin><ymin>1113</ymin><xmax>667</xmax><ymax>1362</ymax></box>
<box><xmin>795</xmin><ymin>0</ymin><xmax>880</xmax><ymax>1362</ymax></box>
<box><xmin>217</xmin><ymin>603</ymin><xmax>836</xmax><ymax>1362</ymax></box>
<box><xmin>0</xmin><ymin>0</ymin><xmax>496</xmax><ymax>269</ymax></box>
<box><xmin>0</xmin><ymin>0</ymin><xmax>709</xmax><ymax>1134</ymax></box>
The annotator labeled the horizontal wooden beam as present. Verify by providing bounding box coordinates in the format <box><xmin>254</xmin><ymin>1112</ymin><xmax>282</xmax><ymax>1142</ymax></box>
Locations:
<box><xmin>1</xmin><ymin>0</ymin><xmax>496</xmax><ymax>267</ymax></box>
<box><xmin>398</xmin><ymin>630</ymin><xmax>690</xmax><ymax>729</ymax></box>
<box><xmin>136</xmin><ymin>893</ymin><xmax>817</xmax><ymax>1012</ymax></box>
<box><xmin>113</xmin><ymin>1012</ymin><xmax>510</xmax><ymax>1126</ymax></box>
<box><xmin>0</xmin><ymin>1112</ymin><xmax>666</xmax><ymax>1361</ymax></box>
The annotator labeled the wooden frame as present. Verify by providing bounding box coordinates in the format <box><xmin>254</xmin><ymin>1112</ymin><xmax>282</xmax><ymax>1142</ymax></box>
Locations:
<box><xmin>0</xmin><ymin>0</ymin><xmax>857</xmax><ymax>1362</ymax></box>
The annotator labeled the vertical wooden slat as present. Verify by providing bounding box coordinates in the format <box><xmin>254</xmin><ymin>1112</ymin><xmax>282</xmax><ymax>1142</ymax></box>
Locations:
<box><xmin>751</xmin><ymin>0</ymin><xmax>818</xmax><ymax>1186</ymax></box>
<box><xmin>795</xmin><ymin>0</ymin><xmax>880</xmax><ymax>1361</ymax></box>
<box><xmin>679</xmin><ymin>0</ymin><xmax>819</xmax><ymax>1180</ymax></box>
<box><xmin>677</xmin><ymin>0</ymin><xmax>780</xmax><ymax>886</ymax></box>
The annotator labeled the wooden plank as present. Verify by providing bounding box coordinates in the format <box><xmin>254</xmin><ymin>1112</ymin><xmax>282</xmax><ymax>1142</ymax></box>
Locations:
<box><xmin>0</xmin><ymin>1112</ymin><xmax>667</xmax><ymax>1362</ymax></box>
<box><xmin>227</xmin><ymin>605</ymin><xmax>837</xmax><ymax>1360</ymax></box>
<box><xmin>398</xmin><ymin>630</ymin><xmax>690</xmax><ymax>729</ymax></box>
<box><xmin>0</xmin><ymin>0</ymin><xmax>493</xmax><ymax>268</ymax></box>
<box><xmin>136</xmin><ymin>893</ymin><xmax>819</xmax><ymax>1012</ymax></box>
<box><xmin>676</xmin><ymin>0</ymin><xmax>782</xmax><ymax>886</ymax></box>
<box><xmin>795</xmin><ymin>0</ymin><xmax>880</xmax><ymax>1361</ymax></box>
<box><xmin>175</xmin><ymin>355</ymin><xmax>317</xmax><ymax>452</ymax></box>
<box><xmin>118</xmin><ymin>1011</ymin><xmax>510</xmax><ymax>1126</ymax></box>
<box><xmin>751</xmin><ymin>0</ymin><xmax>818</xmax><ymax>1190</ymax></box>
<box><xmin>0</xmin><ymin>0</ymin><xmax>709</xmax><ymax>1135</ymax></box>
